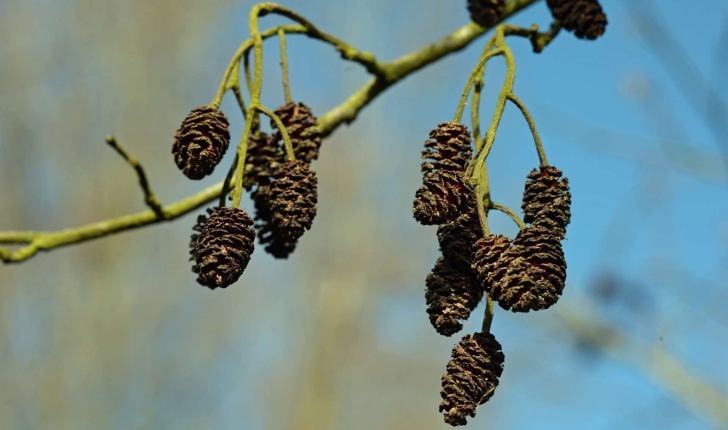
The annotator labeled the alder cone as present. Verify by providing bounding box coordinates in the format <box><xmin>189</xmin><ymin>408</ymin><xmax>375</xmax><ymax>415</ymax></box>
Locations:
<box><xmin>546</xmin><ymin>0</ymin><xmax>607</xmax><ymax>40</ymax></box>
<box><xmin>437</xmin><ymin>209</ymin><xmax>481</xmax><ymax>273</ymax></box>
<box><xmin>425</xmin><ymin>257</ymin><xmax>482</xmax><ymax>337</ymax></box>
<box><xmin>268</xmin><ymin>160</ymin><xmax>318</xmax><ymax>241</ymax></box>
<box><xmin>521</xmin><ymin>165</ymin><xmax>571</xmax><ymax>239</ymax></box>
<box><xmin>271</xmin><ymin>101</ymin><xmax>322</xmax><ymax>164</ymax></box>
<box><xmin>422</xmin><ymin>122</ymin><xmax>473</xmax><ymax>177</ymax></box>
<box><xmin>251</xmin><ymin>185</ymin><xmax>298</xmax><ymax>259</ymax></box>
<box><xmin>244</xmin><ymin>132</ymin><xmax>281</xmax><ymax>190</ymax></box>
<box><xmin>439</xmin><ymin>332</ymin><xmax>504</xmax><ymax>426</ymax></box>
<box><xmin>467</xmin><ymin>0</ymin><xmax>505</xmax><ymax>28</ymax></box>
<box><xmin>472</xmin><ymin>235</ymin><xmax>513</xmax><ymax>295</ymax></box>
<box><xmin>413</xmin><ymin>171</ymin><xmax>475</xmax><ymax>226</ymax></box>
<box><xmin>191</xmin><ymin>207</ymin><xmax>255</xmax><ymax>290</ymax></box>
<box><xmin>489</xmin><ymin>225</ymin><xmax>566</xmax><ymax>312</ymax></box>
<box><xmin>173</xmin><ymin>106</ymin><xmax>230</xmax><ymax>180</ymax></box>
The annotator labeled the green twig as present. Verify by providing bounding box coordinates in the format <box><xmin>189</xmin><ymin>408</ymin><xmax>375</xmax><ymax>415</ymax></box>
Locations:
<box><xmin>278</xmin><ymin>28</ymin><xmax>293</xmax><ymax>104</ymax></box>
<box><xmin>482</xmin><ymin>295</ymin><xmax>494</xmax><ymax>333</ymax></box>
<box><xmin>506</xmin><ymin>93</ymin><xmax>548</xmax><ymax>166</ymax></box>
<box><xmin>490</xmin><ymin>201</ymin><xmax>526</xmax><ymax>230</ymax></box>
<box><xmin>105</xmin><ymin>136</ymin><xmax>165</xmax><ymax>219</ymax></box>
<box><xmin>220</xmin><ymin>154</ymin><xmax>239</xmax><ymax>208</ymax></box>
<box><xmin>453</xmin><ymin>44</ymin><xmax>502</xmax><ymax>123</ymax></box>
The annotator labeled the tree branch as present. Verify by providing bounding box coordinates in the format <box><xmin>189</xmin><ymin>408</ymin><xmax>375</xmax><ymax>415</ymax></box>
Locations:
<box><xmin>0</xmin><ymin>0</ymin><xmax>544</xmax><ymax>263</ymax></box>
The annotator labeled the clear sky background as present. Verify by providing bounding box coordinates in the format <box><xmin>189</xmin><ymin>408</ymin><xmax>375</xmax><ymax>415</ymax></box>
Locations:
<box><xmin>1</xmin><ymin>0</ymin><xmax>727</xmax><ymax>429</ymax></box>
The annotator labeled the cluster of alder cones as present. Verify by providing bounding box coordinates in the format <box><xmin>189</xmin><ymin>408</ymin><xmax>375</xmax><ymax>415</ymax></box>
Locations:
<box><xmin>415</xmin><ymin>0</ymin><xmax>608</xmax><ymax>425</ymax></box>
<box><xmin>468</xmin><ymin>0</ymin><xmax>607</xmax><ymax>40</ymax></box>
<box><xmin>413</xmin><ymin>122</ymin><xmax>571</xmax><ymax>426</ymax></box>
<box><xmin>168</xmin><ymin>0</ymin><xmax>607</xmax><ymax>426</ymax></box>
<box><xmin>172</xmin><ymin>102</ymin><xmax>322</xmax><ymax>290</ymax></box>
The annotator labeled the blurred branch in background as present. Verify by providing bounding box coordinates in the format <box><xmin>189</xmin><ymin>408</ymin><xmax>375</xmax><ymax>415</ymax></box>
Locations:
<box><xmin>534</xmin><ymin>102</ymin><xmax>728</xmax><ymax>185</ymax></box>
<box><xmin>556</xmin><ymin>299</ymin><xmax>728</xmax><ymax>429</ymax></box>
<box><xmin>622</xmin><ymin>0</ymin><xmax>728</xmax><ymax>170</ymax></box>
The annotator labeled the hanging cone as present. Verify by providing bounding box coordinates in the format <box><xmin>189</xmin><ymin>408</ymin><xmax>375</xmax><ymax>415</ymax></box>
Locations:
<box><xmin>268</xmin><ymin>160</ymin><xmax>318</xmax><ymax>241</ymax></box>
<box><xmin>252</xmin><ymin>185</ymin><xmax>298</xmax><ymax>259</ymax></box>
<box><xmin>243</xmin><ymin>131</ymin><xmax>281</xmax><ymax>190</ymax></box>
<box><xmin>172</xmin><ymin>106</ymin><xmax>230</xmax><ymax>180</ymax></box>
<box><xmin>422</xmin><ymin>122</ymin><xmax>473</xmax><ymax>177</ymax></box>
<box><xmin>546</xmin><ymin>0</ymin><xmax>607</xmax><ymax>40</ymax></box>
<box><xmin>270</xmin><ymin>101</ymin><xmax>322</xmax><ymax>164</ymax></box>
<box><xmin>489</xmin><ymin>225</ymin><xmax>567</xmax><ymax>312</ymax></box>
<box><xmin>521</xmin><ymin>165</ymin><xmax>571</xmax><ymax>239</ymax></box>
<box><xmin>467</xmin><ymin>0</ymin><xmax>506</xmax><ymax>28</ymax></box>
<box><xmin>439</xmin><ymin>331</ymin><xmax>505</xmax><ymax>426</ymax></box>
<box><xmin>413</xmin><ymin>171</ymin><xmax>475</xmax><ymax>226</ymax></box>
<box><xmin>471</xmin><ymin>234</ymin><xmax>513</xmax><ymax>296</ymax></box>
<box><xmin>191</xmin><ymin>207</ymin><xmax>256</xmax><ymax>290</ymax></box>
<box><xmin>425</xmin><ymin>257</ymin><xmax>482</xmax><ymax>337</ymax></box>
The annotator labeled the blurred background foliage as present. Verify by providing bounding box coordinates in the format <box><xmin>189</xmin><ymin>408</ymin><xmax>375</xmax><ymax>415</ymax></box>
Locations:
<box><xmin>1</xmin><ymin>0</ymin><xmax>727</xmax><ymax>429</ymax></box>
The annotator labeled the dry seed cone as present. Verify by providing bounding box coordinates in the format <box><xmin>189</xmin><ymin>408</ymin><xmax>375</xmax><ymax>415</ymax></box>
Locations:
<box><xmin>438</xmin><ymin>209</ymin><xmax>482</xmax><ymax>273</ymax></box>
<box><xmin>546</xmin><ymin>0</ymin><xmax>607</xmax><ymax>40</ymax></box>
<box><xmin>490</xmin><ymin>225</ymin><xmax>566</xmax><ymax>312</ymax></box>
<box><xmin>268</xmin><ymin>160</ymin><xmax>318</xmax><ymax>241</ymax></box>
<box><xmin>191</xmin><ymin>207</ymin><xmax>255</xmax><ymax>290</ymax></box>
<box><xmin>439</xmin><ymin>332</ymin><xmax>505</xmax><ymax>426</ymax></box>
<box><xmin>472</xmin><ymin>234</ymin><xmax>513</xmax><ymax>296</ymax></box>
<box><xmin>521</xmin><ymin>165</ymin><xmax>571</xmax><ymax>239</ymax></box>
<box><xmin>467</xmin><ymin>0</ymin><xmax>506</xmax><ymax>28</ymax></box>
<box><xmin>271</xmin><ymin>101</ymin><xmax>322</xmax><ymax>164</ymax></box>
<box><xmin>425</xmin><ymin>257</ymin><xmax>482</xmax><ymax>337</ymax></box>
<box><xmin>252</xmin><ymin>185</ymin><xmax>298</xmax><ymax>259</ymax></box>
<box><xmin>413</xmin><ymin>171</ymin><xmax>475</xmax><ymax>226</ymax></box>
<box><xmin>173</xmin><ymin>106</ymin><xmax>230</xmax><ymax>180</ymax></box>
<box><xmin>243</xmin><ymin>132</ymin><xmax>281</xmax><ymax>190</ymax></box>
<box><xmin>422</xmin><ymin>122</ymin><xmax>473</xmax><ymax>177</ymax></box>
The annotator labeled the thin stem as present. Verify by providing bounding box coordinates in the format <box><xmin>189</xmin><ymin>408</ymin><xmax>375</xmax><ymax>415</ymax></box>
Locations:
<box><xmin>243</xmin><ymin>50</ymin><xmax>253</xmax><ymax>95</ymax></box>
<box><xmin>507</xmin><ymin>93</ymin><xmax>548</xmax><ymax>166</ymax></box>
<box><xmin>470</xmin><ymin>64</ymin><xmax>491</xmax><ymax>237</ymax></box>
<box><xmin>220</xmin><ymin>154</ymin><xmax>239</xmax><ymax>208</ymax></box>
<box><xmin>471</xmin><ymin>64</ymin><xmax>486</xmax><ymax>151</ymax></box>
<box><xmin>0</xmin><ymin>181</ymin><xmax>229</xmax><ymax>263</ymax></box>
<box><xmin>105</xmin><ymin>136</ymin><xmax>165</xmax><ymax>219</ymax></box>
<box><xmin>480</xmin><ymin>26</ymin><xmax>517</xmax><ymax>160</ymax></box>
<box><xmin>278</xmin><ymin>28</ymin><xmax>293</xmax><ymax>104</ymax></box>
<box><xmin>453</xmin><ymin>44</ymin><xmax>502</xmax><ymax>123</ymax></box>
<box><xmin>230</xmin><ymin>108</ymin><xmax>257</xmax><ymax>209</ymax></box>
<box><xmin>482</xmin><ymin>295</ymin><xmax>494</xmax><ymax>333</ymax></box>
<box><xmin>225</xmin><ymin>60</ymin><xmax>248</xmax><ymax>118</ymax></box>
<box><xmin>490</xmin><ymin>201</ymin><xmax>526</xmax><ymax>230</ymax></box>
<box><xmin>257</xmin><ymin>104</ymin><xmax>295</xmax><ymax>161</ymax></box>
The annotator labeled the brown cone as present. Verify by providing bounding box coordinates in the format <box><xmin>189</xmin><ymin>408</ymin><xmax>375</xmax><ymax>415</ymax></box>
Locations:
<box><xmin>243</xmin><ymin>132</ymin><xmax>281</xmax><ymax>190</ymax></box>
<box><xmin>472</xmin><ymin>235</ymin><xmax>513</xmax><ymax>296</ymax></box>
<box><xmin>489</xmin><ymin>225</ymin><xmax>567</xmax><ymax>312</ymax></box>
<box><xmin>173</xmin><ymin>106</ymin><xmax>230</xmax><ymax>180</ymax></box>
<box><xmin>251</xmin><ymin>185</ymin><xmax>298</xmax><ymax>259</ymax></box>
<box><xmin>413</xmin><ymin>171</ymin><xmax>475</xmax><ymax>226</ymax></box>
<box><xmin>425</xmin><ymin>257</ymin><xmax>482</xmax><ymax>337</ymax></box>
<box><xmin>422</xmin><ymin>122</ymin><xmax>473</xmax><ymax>177</ymax></box>
<box><xmin>467</xmin><ymin>0</ymin><xmax>506</xmax><ymax>28</ymax></box>
<box><xmin>521</xmin><ymin>165</ymin><xmax>571</xmax><ymax>239</ymax></box>
<box><xmin>439</xmin><ymin>332</ymin><xmax>505</xmax><ymax>426</ymax></box>
<box><xmin>268</xmin><ymin>160</ymin><xmax>318</xmax><ymax>241</ymax></box>
<box><xmin>546</xmin><ymin>0</ymin><xmax>607</xmax><ymax>40</ymax></box>
<box><xmin>271</xmin><ymin>101</ymin><xmax>322</xmax><ymax>164</ymax></box>
<box><xmin>191</xmin><ymin>207</ymin><xmax>255</xmax><ymax>290</ymax></box>
<box><xmin>438</xmin><ymin>209</ymin><xmax>482</xmax><ymax>273</ymax></box>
